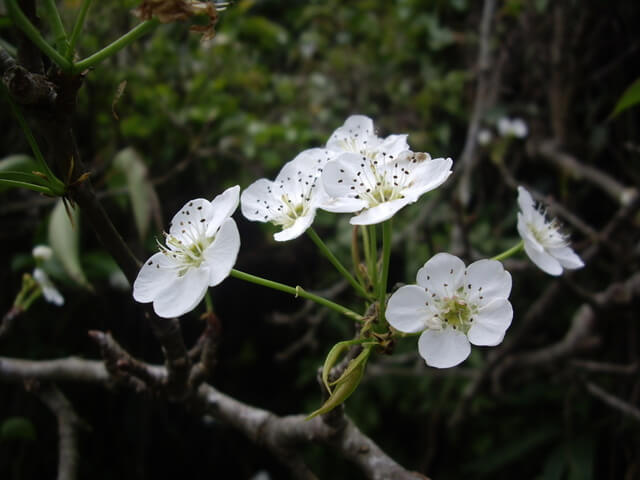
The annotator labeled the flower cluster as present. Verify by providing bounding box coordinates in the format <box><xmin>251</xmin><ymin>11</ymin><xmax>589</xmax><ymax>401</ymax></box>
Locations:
<box><xmin>130</xmin><ymin>115</ymin><xmax>584</xmax><ymax>375</ymax></box>
<box><xmin>242</xmin><ymin>115</ymin><xmax>453</xmax><ymax>236</ymax></box>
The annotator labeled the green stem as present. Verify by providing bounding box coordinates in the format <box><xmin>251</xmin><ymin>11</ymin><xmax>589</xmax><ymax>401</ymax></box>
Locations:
<box><xmin>67</xmin><ymin>0</ymin><xmax>93</xmax><ymax>58</ymax></box>
<box><xmin>491</xmin><ymin>240</ymin><xmax>524</xmax><ymax>261</ymax></box>
<box><xmin>41</xmin><ymin>0</ymin><xmax>68</xmax><ymax>52</ymax></box>
<box><xmin>368</xmin><ymin>225</ymin><xmax>378</xmax><ymax>293</ymax></box>
<box><xmin>307</xmin><ymin>228</ymin><xmax>369</xmax><ymax>299</ymax></box>
<box><xmin>73</xmin><ymin>19</ymin><xmax>159</xmax><ymax>73</ymax></box>
<box><xmin>378</xmin><ymin>220</ymin><xmax>392</xmax><ymax>323</ymax></box>
<box><xmin>204</xmin><ymin>291</ymin><xmax>214</xmax><ymax>313</ymax></box>
<box><xmin>230</xmin><ymin>269</ymin><xmax>364</xmax><ymax>322</ymax></box>
<box><xmin>5</xmin><ymin>0</ymin><xmax>72</xmax><ymax>71</ymax></box>
<box><xmin>22</xmin><ymin>287</ymin><xmax>42</xmax><ymax>309</ymax></box>
<box><xmin>361</xmin><ymin>225</ymin><xmax>372</xmax><ymax>284</ymax></box>
<box><xmin>2</xmin><ymin>85</ymin><xmax>66</xmax><ymax>195</ymax></box>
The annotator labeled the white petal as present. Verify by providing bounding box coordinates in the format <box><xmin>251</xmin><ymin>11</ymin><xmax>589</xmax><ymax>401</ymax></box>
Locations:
<box><xmin>386</xmin><ymin>285</ymin><xmax>430</xmax><ymax>333</ymax></box>
<box><xmin>322</xmin><ymin>153</ymin><xmax>363</xmax><ymax>200</ymax></box>
<box><xmin>379</xmin><ymin>134</ymin><xmax>410</xmax><ymax>157</ymax></box>
<box><xmin>42</xmin><ymin>286</ymin><xmax>64</xmax><ymax>306</ymax></box>
<box><xmin>203</xmin><ymin>218</ymin><xmax>240</xmax><ymax>286</ymax></box>
<box><xmin>169</xmin><ymin>198</ymin><xmax>212</xmax><ymax>240</ymax></box>
<box><xmin>274</xmin><ymin>212</ymin><xmax>316</xmax><ymax>241</ymax></box>
<box><xmin>349</xmin><ymin>198</ymin><xmax>411</xmax><ymax>225</ymax></box>
<box><xmin>240</xmin><ymin>179</ymin><xmax>275</xmax><ymax>223</ymax></box>
<box><xmin>403</xmin><ymin>157</ymin><xmax>453</xmax><ymax>200</ymax></box>
<box><xmin>517</xmin><ymin>213</ymin><xmax>544</xmax><ymax>252</ymax></box>
<box><xmin>133</xmin><ymin>252</ymin><xmax>178</xmax><ymax>303</ymax></box>
<box><xmin>517</xmin><ymin>186</ymin><xmax>536</xmax><ymax>218</ymax></box>
<box><xmin>418</xmin><ymin>328</ymin><xmax>471</xmax><ymax>368</ymax></box>
<box><xmin>468</xmin><ymin>298</ymin><xmax>513</xmax><ymax>346</ymax></box>
<box><xmin>152</xmin><ymin>266</ymin><xmax>210</xmax><ymax>318</ymax></box>
<box><xmin>416</xmin><ymin>253</ymin><xmax>466</xmax><ymax>297</ymax></box>
<box><xmin>318</xmin><ymin>196</ymin><xmax>368</xmax><ymax>213</ymax></box>
<box><xmin>549</xmin><ymin>246</ymin><xmax>584</xmax><ymax>270</ymax></box>
<box><xmin>524</xmin><ymin>240</ymin><xmax>563</xmax><ymax>275</ymax></box>
<box><xmin>465</xmin><ymin>259</ymin><xmax>512</xmax><ymax>305</ymax></box>
<box><xmin>326</xmin><ymin>115</ymin><xmax>375</xmax><ymax>152</ymax></box>
<box><xmin>206</xmin><ymin>185</ymin><xmax>240</xmax><ymax>236</ymax></box>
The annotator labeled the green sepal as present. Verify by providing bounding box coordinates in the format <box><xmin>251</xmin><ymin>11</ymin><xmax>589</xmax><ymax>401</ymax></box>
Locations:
<box><xmin>307</xmin><ymin>346</ymin><xmax>372</xmax><ymax>420</ymax></box>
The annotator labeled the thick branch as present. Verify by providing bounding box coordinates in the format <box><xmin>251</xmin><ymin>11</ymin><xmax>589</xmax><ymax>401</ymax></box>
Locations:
<box><xmin>0</xmin><ymin>356</ymin><xmax>425</xmax><ymax>480</ymax></box>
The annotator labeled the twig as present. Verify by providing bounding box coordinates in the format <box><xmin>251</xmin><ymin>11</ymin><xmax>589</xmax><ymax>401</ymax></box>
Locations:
<box><xmin>585</xmin><ymin>381</ymin><xmax>640</xmax><ymax>423</ymax></box>
<box><xmin>456</xmin><ymin>0</ymin><xmax>497</xmax><ymax>207</ymax></box>
<box><xmin>530</xmin><ymin>139</ymin><xmax>638</xmax><ymax>207</ymax></box>
<box><xmin>34</xmin><ymin>385</ymin><xmax>82</xmax><ymax>480</ymax></box>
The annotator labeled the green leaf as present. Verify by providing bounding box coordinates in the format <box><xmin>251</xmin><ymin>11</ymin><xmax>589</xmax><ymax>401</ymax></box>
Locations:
<box><xmin>0</xmin><ymin>155</ymin><xmax>43</xmax><ymax>192</ymax></box>
<box><xmin>112</xmin><ymin>147</ymin><xmax>158</xmax><ymax>240</ymax></box>
<box><xmin>0</xmin><ymin>417</ymin><xmax>36</xmax><ymax>441</ymax></box>
<box><xmin>48</xmin><ymin>199</ymin><xmax>91</xmax><ymax>289</ymax></box>
<box><xmin>610</xmin><ymin>77</ymin><xmax>640</xmax><ymax>119</ymax></box>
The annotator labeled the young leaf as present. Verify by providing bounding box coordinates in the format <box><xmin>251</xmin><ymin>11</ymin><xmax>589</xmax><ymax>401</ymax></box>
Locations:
<box><xmin>610</xmin><ymin>77</ymin><xmax>640</xmax><ymax>119</ymax></box>
<box><xmin>48</xmin><ymin>199</ymin><xmax>91</xmax><ymax>289</ymax></box>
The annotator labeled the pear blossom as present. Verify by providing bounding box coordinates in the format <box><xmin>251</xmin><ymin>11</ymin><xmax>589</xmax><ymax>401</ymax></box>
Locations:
<box><xmin>33</xmin><ymin>268</ymin><xmax>64</xmax><ymax>306</ymax></box>
<box><xmin>322</xmin><ymin>150</ymin><xmax>453</xmax><ymax>225</ymax></box>
<box><xmin>133</xmin><ymin>185</ymin><xmax>241</xmax><ymax>318</ymax></box>
<box><xmin>321</xmin><ymin>115</ymin><xmax>452</xmax><ymax>224</ymax></box>
<box><xmin>497</xmin><ymin>117</ymin><xmax>528</xmax><ymax>138</ymax></box>
<box><xmin>32</xmin><ymin>245</ymin><xmax>53</xmax><ymax>262</ymax></box>
<box><xmin>477</xmin><ymin>128</ymin><xmax>493</xmax><ymax>146</ymax></box>
<box><xmin>240</xmin><ymin>148</ymin><xmax>336</xmax><ymax>241</ymax></box>
<box><xmin>517</xmin><ymin>186</ymin><xmax>584</xmax><ymax>276</ymax></box>
<box><xmin>386</xmin><ymin>253</ymin><xmax>512</xmax><ymax>368</ymax></box>
<box><xmin>326</xmin><ymin>115</ymin><xmax>410</xmax><ymax>160</ymax></box>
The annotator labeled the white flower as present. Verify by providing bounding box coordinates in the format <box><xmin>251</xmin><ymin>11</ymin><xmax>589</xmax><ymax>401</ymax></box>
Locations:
<box><xmin>477</xmin><ymin>128</ymin><xmax>493</xmax><ymax>146</ymax></box>
<box><xmin>386</xmin><ymin>253</ymin><xmax>512</xmax><ymax>368</ymax></box>
<box><xmin>326</xmin><ymin>115</ymin><xmax>410</xmax><ymax>159</ymax></box>
<box><xmin>33</xmin><ymin>267</ymin><xmax>64</xmax><ymax>306</ymax></box>
<box><xmin>321</xmin><ymin>115</ymin><xmax>452</xmax><ymax>225</ymax></box>
<box><xmin>517</xmin><ymin>186</ymin><xmax>584</xmax><ymax>276</ymax></box>
<box><xmin>240</xmin><ymin>149</ymin><xmax>335</xmax><ymax>241</ymax></box>
<box><xmin>497</xmin><ymin>117</ymin><xmax>528</xmax><ymax>138</ymax></box>
<box><xmin>133</xmin><ymin>186</ymin><xmax>241</xmax><ymax>318</ymax></box>
<box><xmin>32</xmin><ymin>245</ymin><xmax>53</xmax><ymax>262</ymax></box>
<box><xmin>322</xmin><ymin>150</ymin><xmax>452</xmax><ymax>225</ymax></box>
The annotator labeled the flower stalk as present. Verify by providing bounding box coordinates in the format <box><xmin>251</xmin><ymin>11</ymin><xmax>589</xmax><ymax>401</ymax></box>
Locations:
<box><xmin>378</xmin><ymin>219</ymin><xmax>392</xmax><ymax>323</ymax></box>
<box><xmin>229</xmin><ymin>269</ymin><xmax>363</xmax><ymax>321</ymax></box>
<box><xmin>41</xmin><ymin>0</ymin><xmax>69</xmax><ymax>53</ymax></box>
<box><xmin>67</xmin><ymin>0</ymin><xmax>94</xmax><ymax>58</ymax></box>
<box><xmin>307</xmin><ymin>228</ymin><xmax>369</xmax><ymax>299</ymax></box>
<box><xmin>491</xmin><ymin>240</ymin><xmax>524</xmax><ymax>261</ymax></box>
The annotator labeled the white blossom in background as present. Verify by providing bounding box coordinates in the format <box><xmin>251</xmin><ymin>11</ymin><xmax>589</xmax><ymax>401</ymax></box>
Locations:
<box><xmin>497</xmin><ymin>117</ymin><xmax>528</xmax><ymax>138</ymax></box>
<box><xmin>517</xmin><ymin>186</ymin><xmax>584</xmax><ymax>276</ymax></box>
<box><xmin>133</xmin><ymin>186</ymin><xmax>241</xmax><ymax>318</ymax></box>
<box><xmin>32</xmin><ymin>245</ymin><xmax>53</xmax><ymax>262</ymax></box>
<box><xmin>33</xmin><ymin>268</ymin><xmax>64</xmax><ymax>306</ymax></box>
<box><xmin>240</xmin><ymin>148</ymin><xmax>335</xmax><ymax>241</ymax></box>
<box><xmin>386</xmin><ymin>253</ymin><xmax>512</xmax><ymax>368</ymax></box>
<box><xmin>477</xmin><ymin>128</ymin><xmax>493</xmax><ymax>146</ymax></box>
<box><xmin>320</xmin><ymin>114</ymin><xmax>452</xmax><ymax>225</ymax></box>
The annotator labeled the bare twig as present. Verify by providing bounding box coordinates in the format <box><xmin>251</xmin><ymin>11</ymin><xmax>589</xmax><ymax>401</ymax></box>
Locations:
<box><xmin>34</xmin><ymin>385</ymin><xmax>82</xmax><ymax>480</ymax></box>
<box><xmin>456</xmin><ymin>0</ymin><xmax>497</xmax><ymax>206</ymax></box>
<box><xmin>530</xmin><ymin>139</ymin><xmax>638</xmax><ymax>207</ymax></box>
<box><xmin>585</xmin><ymin>381</ymin><xmax>640</xmax><ymax>423</ymax></box>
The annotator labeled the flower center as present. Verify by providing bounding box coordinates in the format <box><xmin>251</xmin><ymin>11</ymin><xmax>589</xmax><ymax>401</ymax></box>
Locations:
<box><xmin>346</xmin><ymin>155</ymin><xmax>416</xmax><ymax>207</ymax></box>
<box><xmin>440</xmin><ymin>296</ymin><xmax>475</xmax><ymax>333</ymax></box>
<box><xmin>528</xmin><ymin>214</ymin><xmax>567</xmax><ymax>249</ymax></box>
<box><xmin>159</xmin><ymin>228</ymin><xmax>213</xmax><ymax>276</ymax></box>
